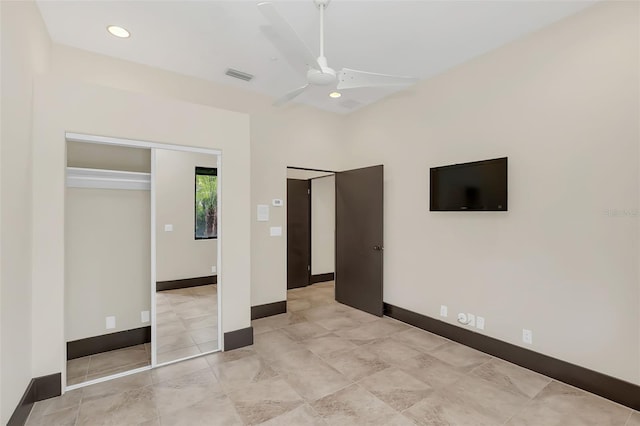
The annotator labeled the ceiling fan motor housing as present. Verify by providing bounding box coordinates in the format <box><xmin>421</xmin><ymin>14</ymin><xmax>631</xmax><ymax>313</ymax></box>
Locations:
<box><xmin>307</xmin><ymin>56</ymin><xmax>336</xmax><ymax>85</ymax></box>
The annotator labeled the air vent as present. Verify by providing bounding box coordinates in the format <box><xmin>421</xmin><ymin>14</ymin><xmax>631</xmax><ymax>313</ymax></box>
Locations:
<box><xmin>339</xmin><ymin>99</ymin><xmax>362</xmax><ymax>110</ymax></box>
<box><xmin>225</xmin><ymin>68</ymin><xmax>254</xmax><ymax>82</ymax></box>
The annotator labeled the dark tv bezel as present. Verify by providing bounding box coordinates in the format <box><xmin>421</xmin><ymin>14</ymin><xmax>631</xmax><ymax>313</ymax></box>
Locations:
<box><xmin>429</xmin><ymin>157</ymin><xmax>508</xmax><ymax>212</ymax></box>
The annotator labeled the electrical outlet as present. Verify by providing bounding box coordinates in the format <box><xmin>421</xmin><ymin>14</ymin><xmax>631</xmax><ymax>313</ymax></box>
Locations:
<box><xmin>467</xmin><ymin>313</ymin><xmax>476</xmax><ymax>327</ymax></box>
<box><xmin>476</xmin><ymin>316</ymin><xmax>485</xmax><ymax>330</ymax></box>
<box><xmin>522</xmin><ymin>329</ymin><xmax>533</xmax><ymax>345</ymax></box>
<box><xmin>211</xmin><ymin>265</ymin><xmax>217</xmax><ymax>274</ymax></box>
<box><xmin>106</xmin><ymin>316</ymin><xmax>116</xmax><ymax>330</ymax></box>
<box><xmin>440</xmin><ymin>305</ymin><xmax>448</xmax><ymax>317</ymax></box>
<box><xmin>141</xmin><ymin>311</ymin><xmax>150</xmax><ymax>323</ymax></box>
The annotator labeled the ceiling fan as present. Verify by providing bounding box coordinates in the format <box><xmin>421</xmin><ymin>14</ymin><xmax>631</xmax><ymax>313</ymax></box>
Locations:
<box><xmin>258</xmin><ymin>0</ymin><xmax>418</xmax><ymax>106</ymax></box>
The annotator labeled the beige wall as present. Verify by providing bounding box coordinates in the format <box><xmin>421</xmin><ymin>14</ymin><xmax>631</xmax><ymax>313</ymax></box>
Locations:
<box><xmin>311</xmin><ymin>175</ymin><xmax>335</xmax><ymax>275</ymax></box>
<box><xmin>65</xmin><ymin>188</ymin><xmax>150</xmax><ymax>341</ymax></box>
<box><xmin>48</xmin><ymin>44</ymin><xmax>348</xmax><ymax>308</ymax></box>
<box><xmin>31</xmin><ymin>77</ymin><xmax>251</xmax><ymax>384</ymax></box>
<box><xmin>0</xmin><ymin>1</ymin><xmax>51</xmax><ymax>423</ymax></box>
<box><xmin>156</xmin><ymin>149</ymin><xmax>218</xmax><ymax>282</ymax></box>
<box><xmin>67</xmin><ymin>141</ymin><xmax>151</xmax><ymax>173</ymax></box>
<box><xmin>344</xmin><ymin>2</ymin><xmax>640</xmax><ymax>383</ymax></box>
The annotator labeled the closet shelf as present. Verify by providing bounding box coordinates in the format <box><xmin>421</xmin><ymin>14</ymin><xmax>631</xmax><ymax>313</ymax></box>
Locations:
<box><xmin>66</xmin><ymin>167</ymin><xmax>151</xmax><ymax>190</ymax></box>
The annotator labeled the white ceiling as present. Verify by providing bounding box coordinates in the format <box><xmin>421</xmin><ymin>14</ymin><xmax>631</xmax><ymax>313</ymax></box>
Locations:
<box><xmin>37</xmin><ymin>0</ymin><xmax>596</xmax><ymax>114</ymax></box>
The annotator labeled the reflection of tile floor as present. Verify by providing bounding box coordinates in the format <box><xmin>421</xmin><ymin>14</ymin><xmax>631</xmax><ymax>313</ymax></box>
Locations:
<box><xmin>43</xmin><ymin>281</ymin><xmax>638</xmax><ymax>425</ymax></box>
<box><xmin>156</xmin><ymin>284</ymin><xmax>218</xmax><ymax>364</ymax></box>
<box><xmin>66</xmin><ymin>344</ymin><xmax>151</xmax><ymax>386</ymax></box>
<box><xmin>66</xmin><ymin>284</ymin><xmax>218</xmax><ymax>386</ymax></box>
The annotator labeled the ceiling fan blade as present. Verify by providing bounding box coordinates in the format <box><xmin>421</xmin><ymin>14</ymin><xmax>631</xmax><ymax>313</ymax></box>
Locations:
<box><xmin>258</xmin><ymin>2</ymin><xmax>321</xmax><ymax>71</ymax></box>
<box><xmin>337</xmin><ymin>68</ymin><xmax>418</xmax><ymax>90</ymax></box>
<box><xmin>273</xmin><ymin>84</ymin><xmax>310</xmax><ymax>107</ymax></box>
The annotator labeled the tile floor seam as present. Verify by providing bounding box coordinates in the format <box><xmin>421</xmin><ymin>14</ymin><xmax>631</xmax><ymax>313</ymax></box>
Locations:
<box><xmin>355</xmin><ymin>380</ymin><xmax>415</xmax><ymax>417</ymax></box>
<box><xmin>500</xmin><ymin>396</ymin><xmax>536</xmax><ymax>426</ymax></box>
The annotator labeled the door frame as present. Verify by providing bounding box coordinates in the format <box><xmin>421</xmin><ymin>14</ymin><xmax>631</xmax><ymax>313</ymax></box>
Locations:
<box><xmin>64</xmin><ymin>132</ymin><xmax>223</xmax><ymax>391</ymax></box>
<box><xmin>286</xmin><ymin>166</ymin><xmax>336</xmax><ymax>289</ymax></box>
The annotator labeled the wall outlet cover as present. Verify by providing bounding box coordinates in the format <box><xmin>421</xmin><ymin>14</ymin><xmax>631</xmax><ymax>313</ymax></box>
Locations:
<box><xmin>141</xmin><ymin>311</ymin><xmax>150</xmax><ymax>323</ymax></box>
<box><xmin>523</xmin><ymin>329</ymin><xmax>533</xmax><ymax>345</ymax></box>
<box><xmin>272</xmin><ymin>199</ymin><xmax>283</xmax><ymax>206</ymax></box>
<box><xmin>106</xmin><ymin>316</ymin><xmax>116</xmax><ymax>329</ymax></box>
<box><xmin>440</xmin><ymin>305</ymin><xmax>448</xmax><ymax>317</ymax></box>
<box><xmin>467</xmin><ymin>313</ymin><xmax>476</xmax><ymax>327</ymax></box>
<box><xmin>164</xmin><ymin>224</ymin><xmax>173</xmax><ymax>232</ymax></box>
<box><xmin>476</xmin><ymin>316</ymin><xmax>485</xmax><ymax>330</ymax></box>
<box><xmin>211</xmin><ymin>266</ymin><xmax>217</xmax><ymax>274</ymax></box>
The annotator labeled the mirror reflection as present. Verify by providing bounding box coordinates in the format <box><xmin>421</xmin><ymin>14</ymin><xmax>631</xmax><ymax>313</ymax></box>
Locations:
<box><xmin>65</xmin><ymin>142</ymin><xmax>152</xmax><ymax>386</ymax></box>
<box><xmin>154</xmin><ymin>149</ymin><xmax>219</xmax><ymax>364</ymax></box>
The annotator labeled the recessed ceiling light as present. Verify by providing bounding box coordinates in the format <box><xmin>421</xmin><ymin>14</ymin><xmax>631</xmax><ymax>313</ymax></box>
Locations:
<box><xmin>329</xmin><ymin>91</ymin><xmax>342</xmax><ymax>99</ymax></box>
<box><xmin>107</xmin><ymin>25</ymin><xmax>130</xmax><ymax>38</ymax></box>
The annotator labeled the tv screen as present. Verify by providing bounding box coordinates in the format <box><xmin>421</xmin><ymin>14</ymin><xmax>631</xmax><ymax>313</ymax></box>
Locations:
<box><xmin>430</xmin><ymin>157</ymin><xmax>507</xmax><ymax>211</ymax></box>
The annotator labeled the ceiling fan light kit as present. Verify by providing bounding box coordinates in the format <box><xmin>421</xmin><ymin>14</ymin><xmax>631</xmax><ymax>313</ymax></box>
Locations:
<box><xmin>258</xmin><ymin>0</ymin><xmax>417</xmax><ymax>106</ymax></box>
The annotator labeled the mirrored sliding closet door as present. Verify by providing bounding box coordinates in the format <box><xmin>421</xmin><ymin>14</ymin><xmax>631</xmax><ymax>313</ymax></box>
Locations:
<box><xmin>65</xmin><ymin>142</ymin><xmax>152</xmax><ymax>386</ymax></box>
<box><xmin>153</xmin><ymin>149</ymin><xmax>220</xmax><ymax>365</ymax></box>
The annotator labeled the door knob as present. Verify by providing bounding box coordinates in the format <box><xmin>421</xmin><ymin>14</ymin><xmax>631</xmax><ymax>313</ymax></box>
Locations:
<box><xmin>373</xmin><ymin>245</ymin><xmax>383</xmax><ymax>251</ymax></box>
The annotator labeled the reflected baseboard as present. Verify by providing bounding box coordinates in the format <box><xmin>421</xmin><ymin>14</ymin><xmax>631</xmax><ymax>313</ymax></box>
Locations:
<box><xmin>156</xmin><ymin>276</ymin><xmax>217</xmax><ymax>291</ymax></box>
<box><xmin>67</xmin><ymin>327</ymin><xmax>151</xmax><ymax>360</ymax></box>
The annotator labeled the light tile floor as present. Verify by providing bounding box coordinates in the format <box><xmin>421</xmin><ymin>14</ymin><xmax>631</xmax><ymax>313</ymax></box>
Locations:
<box><xmin>156</xmin><ymin>284</ymin><xmax>219</xmax><ymax>364</ymax></box>
<box><xmin>66</xmin><ymin>284</ymin><xmax>218</xmax><ymax>386</ymax></box>
<box><xmin>38</xmin><ymin>281</ymin><xmax>638</xmax><ymax>425</ymax></box>
<box><xmin>67</xmin><ymin>344</ymin><xmax>151</xmax><ymax>386</ymax></box>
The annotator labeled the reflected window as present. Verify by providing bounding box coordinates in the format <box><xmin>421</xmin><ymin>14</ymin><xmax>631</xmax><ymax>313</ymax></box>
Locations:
<box><xmin>195</xmin><ymin>167</ymin><xmax>217</xmax><ymax>239</ymax></box>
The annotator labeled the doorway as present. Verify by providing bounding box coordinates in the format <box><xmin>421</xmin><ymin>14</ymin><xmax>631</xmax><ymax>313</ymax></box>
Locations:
<box><xmin>286</xmin><ymin>165</ymin><xmax>384</xmax><ymax>317</ymax></box>
<box><xmin>286</xmin><ymin>167</ymin><xmax>336</xmax><ymax>290</ymax></box>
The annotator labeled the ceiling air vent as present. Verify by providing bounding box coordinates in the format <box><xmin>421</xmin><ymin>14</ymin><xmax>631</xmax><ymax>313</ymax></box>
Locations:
<box><xmin>225</xmin><ymin>68</ymin><xmax>254</xmax><ymax>82</ymax></box>
<box><xmin>339</xmin><ymin>99</ymin><xmax>362</xmax><ymax>110</ymax></box>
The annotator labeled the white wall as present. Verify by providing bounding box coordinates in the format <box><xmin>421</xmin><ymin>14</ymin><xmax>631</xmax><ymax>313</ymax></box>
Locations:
<box><xmin>31</xmin><ymin>77</ymin><xmax>251</xmax><ymax>384</ymax></box>
<box><xmin>0</xmin><ymin>1</ymin><xmax>50</xmax><ymax>423</ymax></box>
<box><xmin>48</xmin><ymin>44</ymin><xmax>348</xmax><ymax>309</ymax></box>
<box><xmin>67</xmin><ymin>141</ymin><xmax>151</xmax><ymax>173</ymax></box>
<box><xmin>344</xmin><ymin>1</ymin><xmax>640</xmax><ymax>384</ymax></box>
<box><xmin>311</xmin><ymin>176</ymin><xmax>335</xmax><ymax>275</ymax></box>
<box><xmin>65</xmin><ymin>188</ymin><xmax>150</xmax><ymax>341</ymax></box>
<box><xmin>156</xmin><ymin>149</ymin><xmax>218</xmax><ymax>282</ymax></box>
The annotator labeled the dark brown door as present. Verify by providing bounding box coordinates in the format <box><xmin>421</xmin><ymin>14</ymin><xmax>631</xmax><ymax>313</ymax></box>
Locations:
<box><xmin>335</xmin><ymin>165</ymin><xmax>384</xmax><ymax>316</ymax></box>
<box><xmin>287</xmin><ymin>179</ymin><xmax>311</xmax><ymax>289</ymax></box>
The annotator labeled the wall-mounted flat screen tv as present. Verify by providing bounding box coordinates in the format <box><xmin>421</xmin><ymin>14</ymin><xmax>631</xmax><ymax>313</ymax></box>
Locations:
<box><xmin>430</xmin><ymin>157</ymin><xmax>507</xmax><ymax>211</ymax></box>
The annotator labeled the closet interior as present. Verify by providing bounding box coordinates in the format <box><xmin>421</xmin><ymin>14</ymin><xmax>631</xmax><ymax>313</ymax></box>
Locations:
<box><xmin>65</xmin><ymin>142</ymin><xmax>152</xmax><ymax>386</ymax></box>
<box><xmin>64</xmin><ymin>140</ymin><xmax>221</xmax><ymax>388</ymax></box>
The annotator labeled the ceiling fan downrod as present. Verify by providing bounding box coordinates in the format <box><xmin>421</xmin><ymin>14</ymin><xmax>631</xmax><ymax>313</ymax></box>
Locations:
<box><xmin>308</xmin><ymin>0</ymin><xmax>335</xmax><ymax>85</ymax></box>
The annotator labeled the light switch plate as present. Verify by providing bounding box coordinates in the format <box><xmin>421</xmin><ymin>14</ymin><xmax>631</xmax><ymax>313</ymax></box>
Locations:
<box><xmin>164</xmin><ymin>224</ymin><xmax>173</xmax><ymax>232</ymax></box>
<box><xmin>257</xmin><ymin>204</ymin><xmax>269</xmax><ymax>221</ymax></box>
<box><xmin>270</xmin><ymin>226</ymin><xmax>282</xmax><ymax>236</ymax></box>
